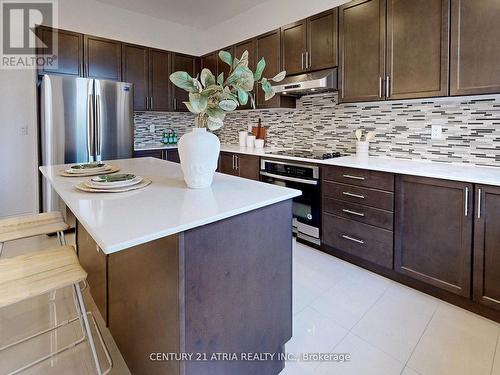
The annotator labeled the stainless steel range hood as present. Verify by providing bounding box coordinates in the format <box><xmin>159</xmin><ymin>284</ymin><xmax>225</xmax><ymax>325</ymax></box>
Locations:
<box><xmin>272</xmin><ymin>68</ymin><xmax>338</xmax><ymax>96</ymax></box>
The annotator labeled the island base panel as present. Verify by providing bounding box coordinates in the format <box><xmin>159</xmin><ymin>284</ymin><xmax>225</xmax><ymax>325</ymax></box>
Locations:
<box><xmin>76</xmin><ymin>199</ymin><xmax>293</xmax><ymax>375</ymax></box>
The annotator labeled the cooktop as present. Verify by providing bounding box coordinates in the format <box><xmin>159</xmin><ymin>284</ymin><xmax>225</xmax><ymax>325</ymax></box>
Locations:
<box><xmin>266</xmin><ymin>149</ymin><xmax>343</xmax><ymax>160</ymax></box>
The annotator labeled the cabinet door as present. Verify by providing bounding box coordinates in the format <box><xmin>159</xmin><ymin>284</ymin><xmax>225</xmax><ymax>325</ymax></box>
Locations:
<box><xmin>133</xmin><ymin>149</ymin><xmax>164</xmax><ymax>159</ymax></box>
<box><xmin>149</xmin><ymin>49</ymin><xmax>170</xmax><ymax>111</ymax></box>
<box><xmin>339</xmin><ymin>0</ymin><xmax>386</xmax><ymax>103</ymax></box>
<box><xmin>84</xmin><ymin>35</ymin><xmax>122</xmax><ymax>80</ymax></box>
<box><xmin>234</xmin><ymin>39</ymin><xmax>256</xmax><ymax>109</ymax></box>
<box><xmin>122</xmin><ymin>44</ymin><xmax>149</xmax><ymax>111</ymax></box>
<box><xmin>219</xmin><ymin>153</ymin><xmax>238</xmax><ymax>176</ymax></box>
<box><xmin>255</xmin><ymin>30</ymin><xmax>295</xmax><ymax>109</ymax></box>
<box><xmin>237</xmin><ymin>155</ymin><xmax>260</xmax><ymax>181</ymax></box>
<box><xmin>218</xmin><ymin>46</ymin><xmax>234</xmax><ymax>80</ymax></box>
<box><xmin>166</xmin><ymin>149</ymin><xmax>180</xmax><ymax>163</ymax></box>
<box><xmin>37</xmin><ymin>27</ymin><xmax>83</xmax><ymax>76</ymax></box>
<box><xmin>77</xmin><ymin>222</ymin><xmax>108</xmax><ymax>323</ymax></box>
<box><xmin>450</xmin><ymin>0</ymin><xmax>500</xmax><ymax>95</ymax></box>
<box><xmin>395</xmin><ymin>176</ymin><xmax>473</xmax><ymax>297</ymax></box>
<box><xmin>473</xmin><ymin>186</ymin><xmax>500</xmax><ymax>310</ymax></box>
<box><xmin>308</xmin><ymin>9</ymin><xmax>338</xmax><ymax>71</ymax></box>
<box><xmin>171</xmin><ymin>54</ymin><xmax>196</xmax><ymax>112</ymax></box>
<box><xmin>281</xmin><ymin>20</ymin><xmax>307</xmax><ymax>75</ymax></box>
<box><xmin>386</xmin><ymin>0</ymin><xmax>449</xmax><ymax>100</ymax></box>
<box><xmin>201</xmin><ymin>52</ymin><xmax>218</xmax><ymax>76</ymax></box>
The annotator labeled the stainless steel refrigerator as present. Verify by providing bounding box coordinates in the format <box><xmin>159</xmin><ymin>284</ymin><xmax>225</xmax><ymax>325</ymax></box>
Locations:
<box><xmin>39</xmin><ymin>74</ymin><xmax>133</xmax><ymax>214</ymax></box>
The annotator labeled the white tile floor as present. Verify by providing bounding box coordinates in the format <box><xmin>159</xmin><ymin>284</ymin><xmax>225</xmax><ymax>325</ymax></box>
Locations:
<box><xmin>1</xmin><ymin>235</ymin><xmax>499</xmax><ymax>375</ymax></box>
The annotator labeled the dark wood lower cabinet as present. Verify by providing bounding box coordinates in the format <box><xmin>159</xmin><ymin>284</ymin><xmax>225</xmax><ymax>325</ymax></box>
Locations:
<box><xmin>133</xmin><ymin>149</ymin><xmax>164</xmax><ymax>159</ymax></box>
<box><xmin>166</xmin><ymin>149</ymin><xmax>180</xmax><ymax>163</ymax></box>
<box><xmin>474</xmin><ymin>185</ymin><xmax>500</xmax><ymax>310</ymax></box>
<box><xmin>77</xmin><ymin>223</ymin><xmax>107</xmax><ymax>323</ymax></box>
<box><xmin>395</xmin><ymin>175</ymin><xmax>473</xmax><ymax>297</ymax></box>
<box><xmin>219</xmin><ymin>152</ymin><xmax>260</xmax><ymax>180</ymax></box>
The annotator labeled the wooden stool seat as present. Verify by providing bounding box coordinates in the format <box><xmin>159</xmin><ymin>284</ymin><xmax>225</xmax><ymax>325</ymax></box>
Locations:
<box><xmin>0</xmin><ymin>212</ymin><xmax>70</xmax><ymax>243</ymax></box>
<box><xmin>0</xmin><ymin>246</ymin><xmax>87</xmax><ymax>308</ymax></box>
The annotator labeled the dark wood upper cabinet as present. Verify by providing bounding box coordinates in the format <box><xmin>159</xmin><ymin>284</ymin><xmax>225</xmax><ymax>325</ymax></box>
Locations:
<box><xmin>339</xmin><ymin>0</ymin><xmax>386</xmax><ymax>103</ymax></box>
<box><xmin>200</xmin><ymin>52</ymin><xmax>218</xmax><ymax>76</ymax></box>
<box><xmin>395</xmin><ymin>175</ymin><xmax>473</xmax><ymax>297</ymax></box>
<box><xmin>281</xmin><ymin>20</ymin><xmax>308</xmax><ymax>75</ymax></box>
<box><xmin>149</xmin><ymin>49</ymin><xmax>171</xmax><ymax>111</ymax></box>
<box><xmin>308</xmin><ymin>9</ymin><xmax>338</xmax><ymax>72</ymax></box>
<box><xmin>84</xmin><ymin>35</ymin><xmax>122</xmax><ymax>80</ymax></box>
<box><xmin>255</xmin><ymin>29</ymin><xmax>295</xmax><ymax>109</ymax></box>
<box><xmin>122</xmin><ymin>44</ymin><xmax>149</xmax><ymax>111</ymax></box>
<box><xmin>36</xmin><ymin>27</ymin><xmax>83</xmax><ymax>77</ymax></box>
<box><xmin>386</xmin><ymin>0</ymin><xmax>449</xmax><ymax>100</ymax></box>
<box><xmin>171</xmin><ymin>53</ymin><xmax>196</xmax><ymax>112</ymax></box>
<box><xmin>474</xmin><ymin>185</ymin><xmax>500</xmax><ymax>310</ymax></box>
<box><xmin>282</xmin><ymin>9</ymin><xmax>338</xmax><ymax>75</ymax></box>
<box><xmin>450</xmin><ymin>0</ymin><xmax>500</xmax><ymax>96</ymax></box>
<box><xmin>234</xmin><ymin>39</ymin><xmax>256</xmax><ymax>109</ymax></box>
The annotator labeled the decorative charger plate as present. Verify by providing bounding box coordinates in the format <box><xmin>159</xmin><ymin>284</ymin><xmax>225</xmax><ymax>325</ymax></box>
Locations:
<box><xmin>59</xmin><ymin>165</ymin><xmax>120</xmax><ymax>177</ymax></box>
<box><xmin>86</xmin><ymin>175</ymin><xmax>143</xmax><ymax>189</ymax></box>
<box><xmin>75</xmin><ymin>178</ymin><xmax>151</xmax><ymax>193</ymax></box>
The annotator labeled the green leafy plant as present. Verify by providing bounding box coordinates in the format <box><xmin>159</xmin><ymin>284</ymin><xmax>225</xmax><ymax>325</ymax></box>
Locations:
<box><xmin>169</xmin><ymin>50</ymin><xmax>286</xmax><ymax>131</ymax></box>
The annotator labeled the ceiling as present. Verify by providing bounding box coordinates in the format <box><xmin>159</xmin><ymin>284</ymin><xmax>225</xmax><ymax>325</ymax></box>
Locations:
<box><xmin>95</xmin><ymin>0</ymin><xmax>271</xmax><ymax>29</ymax></box>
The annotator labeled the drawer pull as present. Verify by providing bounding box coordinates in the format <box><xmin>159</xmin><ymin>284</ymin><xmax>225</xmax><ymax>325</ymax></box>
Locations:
<box><xmin>343</xmin><ymin>174</ymin><xmax>366</xmax><ymax>181</ymax></box>
<box><xmin>342</xmin><ymin>234</ymin><xmax>365</xmax><ymax>244</ymax></box>
<box><xmin>343</xmin><ymin>191</ymin><xmax>365</xmax><ymax>199</ymax></box>
<box><xmin>342</xmin><ymin>209</ymin><xmax>365</xmax><ymax>217</ymax></box>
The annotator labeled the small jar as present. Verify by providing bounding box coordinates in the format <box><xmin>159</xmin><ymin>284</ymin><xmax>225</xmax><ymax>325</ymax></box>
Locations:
<box><xmin>246</xmin><ymin>135</ymin><xmax>256</xmax><ymax>148</ymax></box>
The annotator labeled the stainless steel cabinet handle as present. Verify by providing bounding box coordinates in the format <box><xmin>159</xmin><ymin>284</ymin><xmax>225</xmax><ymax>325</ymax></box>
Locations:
<box><xmin>80</xmin><ymin>63</ymin><xmax>84</xmax><ymax>76</ymax></box>
<box><xmin>173</xmin><ymin>98</ymin><xmax>177</xmax><ymax>110</ymax></box>
<box><xmin>309</xmin><ymin>51</ymin><xmax>312</xmax><ymax>68</ymax></box>
<box><xmin>232</xmin><ymin>154</ymin><xmax>235</xmax><ymax>170</ymax></box>
<box><xmin>301</xmin><ymin>53</ymin><xmax>304</xmax><ymax>70</ymax></box>
<box><xmin>235</xmin><ymin>155</ymin><xmax>239</xmax><ymax>170</ymax></box>
<box><xmin>342</xmin><ymin>209</ymin><xmax>365</xmax><ymax>217</ymax></box>
<box><xmin>343</xmin><ymin>174</ymin><xmax>365</xmax><ymax>181</ymax></box>
<box><xmin>465</xmin><ymin>187</ymin><xmax>469</xmax><ymax>216</ymax></box>
<box><xmin>305</xmin><ymin>51</ymin><xmax>309</xmax><ymax>69</ymax></box>
<box><xmin>477</xmin><ymin>188</ymin><xmax>482</xmax><ymax>219</ymax></box>
<box><xmin>342</xmin><ymin>234</ymin><xmax>365</xmax><ymax>245</ymax></box>
<box><xmin>379</xmin><ymin>77</ymin><xmax>383</xmax><ymax>98</ymax></box>
<box><xmin>386</xmin><ymin>76</ymin><xmax>391</xmax><ymax>98</ymax></box>
<box><xmin>343</xmin><ymin>191</ymin><xmax>365</xmax><ymax>199</ymax></box>
<box><xmin>150</xmin><ymin>97</ymin><xmax>153</xmax><ymax>109</ymax></box>
<box><xmin>146</xmin><ymin>96</ymin><xmax>149</xmax><ymax>110</ymax></box>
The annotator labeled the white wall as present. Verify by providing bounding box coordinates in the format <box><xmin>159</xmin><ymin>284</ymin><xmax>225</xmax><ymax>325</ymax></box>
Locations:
<box><xmin>56</xmin><ymin>0</ymin><xmax>202</xmax><ymax>55</ymax></box>
<box><xmin>0</xmin><ymin>69</ymin><xmax>38</xmax><ymax>218</ymax></box>
<box><xmin>200</xmin><ymin>0</ymin><xmax>350</xmax><ymax>54</ymax></box>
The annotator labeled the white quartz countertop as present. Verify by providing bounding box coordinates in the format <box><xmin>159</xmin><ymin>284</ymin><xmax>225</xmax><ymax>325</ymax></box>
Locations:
<box><xmin>39</xmin><ymin>158</ymin><xmax>300</xmax><ymax>254</ymax></box>
<box><xmin>220</xmin><ymin>144</ymin><xmax>500</xmax><ymax>186</ymax></box>
<box><xmin>134</xmin><ymin>144</ymin><xmax>178</xmax><ymax>151</ymax></box>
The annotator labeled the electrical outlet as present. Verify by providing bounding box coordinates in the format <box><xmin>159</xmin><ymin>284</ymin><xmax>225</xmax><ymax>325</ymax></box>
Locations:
<box><xmin>149</xmin><ymin>124</ymin><xmax>155</xmax><ymax>134</ymax></box>
<box><xmin>20</xmin><ymin>126</ymin><xmax>28</xmax><ymax>136</ymax></box>
<box><xmin>431</xmin><ymin>125</ymin><xmax>442</xmax><ymax>140</ymax></box>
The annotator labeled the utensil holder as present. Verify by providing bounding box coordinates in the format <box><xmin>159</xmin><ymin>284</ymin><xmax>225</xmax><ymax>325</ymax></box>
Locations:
<box><xmin>356</xmin><ymin>141</ymin><xmax>369</xmax><ymax>158</ymax></box>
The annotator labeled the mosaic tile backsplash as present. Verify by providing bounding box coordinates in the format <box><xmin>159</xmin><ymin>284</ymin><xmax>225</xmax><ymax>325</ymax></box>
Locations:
<box><xmin>134</xmin><ymin>92</ymin><xmax>500</xmax><ymax>167</ymax></box>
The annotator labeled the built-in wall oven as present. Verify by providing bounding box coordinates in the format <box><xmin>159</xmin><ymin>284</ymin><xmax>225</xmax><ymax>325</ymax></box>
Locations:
<box><xmin>260</xmin><ymin>159</ymin><xmax>321</xmax><ymax>245</ymax></box>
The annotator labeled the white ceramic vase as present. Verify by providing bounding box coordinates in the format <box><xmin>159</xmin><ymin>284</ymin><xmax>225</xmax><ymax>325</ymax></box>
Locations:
<box><xmin>178</xmin><ymin>127</ymin><xmax>220</xmax><ymax>189</ymax></box>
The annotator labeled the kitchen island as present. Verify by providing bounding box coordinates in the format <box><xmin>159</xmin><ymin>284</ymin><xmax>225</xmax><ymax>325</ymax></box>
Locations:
<box><xmin>39</xmin><ymin>157</ymin><xmax>301</xmax><ymax>375</ymax></box>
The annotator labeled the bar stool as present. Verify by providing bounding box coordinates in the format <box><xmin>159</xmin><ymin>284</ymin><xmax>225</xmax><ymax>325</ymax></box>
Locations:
<box><xmin>0</xmin><ymin>212</ymin><xmax>70</xmax><ymax>257</ymax></box>
<box><xmin>0</xmin><ymin>246</ymin><xmax>112</xmax><ymax>375</ymax></box>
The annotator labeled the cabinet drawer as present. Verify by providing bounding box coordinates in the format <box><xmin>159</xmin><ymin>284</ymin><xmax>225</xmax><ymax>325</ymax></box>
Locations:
<box><xmin>323</xmin><ymin>181</ymin><xmax>394</xmax><ymax>211</ymax></box>
<box><xmin>322</xmin><ymin>213</ymin><xmax>394</xmax><ymax>269</ymax></box>
<box><xmin>323</xmin><ymin>166</ymin><xmax>394</xmax><ymax>191</ymax></box>
<box><xmin>323</xmin><ymin>197</ymin><xmax>393</xmax><ymax>231</ymax></box>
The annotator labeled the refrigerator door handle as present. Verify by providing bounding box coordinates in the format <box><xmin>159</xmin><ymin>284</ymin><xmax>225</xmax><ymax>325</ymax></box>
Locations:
<box><xmin>87</xmin><ymin>80</ymin><xmax>95</xmax><ymax>162</ymax></box>
<box><xmin>94</xmin><ymin>80</ymin><xmax>102</xmax><ymax>162</ymax></box>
